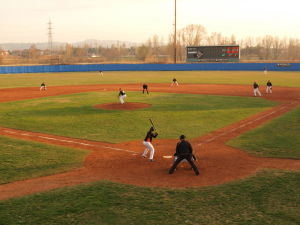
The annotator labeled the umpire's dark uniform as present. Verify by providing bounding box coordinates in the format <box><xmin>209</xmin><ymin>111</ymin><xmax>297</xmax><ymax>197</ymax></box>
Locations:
<box><xmin>168</xmin><ymin>135</ymin><xmax>199</xmax><ymax>176</ymax></box>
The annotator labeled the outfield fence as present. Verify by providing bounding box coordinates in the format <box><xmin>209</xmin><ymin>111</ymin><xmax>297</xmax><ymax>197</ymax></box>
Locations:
<box><xmin>0</xmin><ymin>63</ymin><xmax>300</xmax><ymax>74</ymax></box>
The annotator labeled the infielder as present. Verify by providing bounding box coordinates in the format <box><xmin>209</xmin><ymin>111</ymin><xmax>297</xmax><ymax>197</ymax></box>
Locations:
<box><xmin>253</xmin><ymin>81</ymin><xmax>262</xmax><ymax>97</ymax></box>
<box><xmin>171</xmin><ymin>78</ymin><xmax>179</xmax><ymax>86</ymax></box>
<box><xmin>118</xmin><ymin>88</ymin><xmax>127</xmax><ymax>104</ymax></box>
<box><xmin>40</xmin><ymin>82</ymin><xmax>47</xmax><ymax>91</ymax></box>
<box><xmin>169</xmin><ymin>135</ymin><xmax>199</xmax><ymax>176</ymax></box>
<box><xmin>142</xmin><ymin>126</ymin><xmax>158</xmax><ymax>162</ymax></box>
<box><xmin>142</xmin><ymin>83</ymin><xmax>149</xmax><ymax>94</ymax></box>
<box><xmin>266</xmin><ymin>80</ymin><xmax>272</xmax><ymax>93</ymax></box>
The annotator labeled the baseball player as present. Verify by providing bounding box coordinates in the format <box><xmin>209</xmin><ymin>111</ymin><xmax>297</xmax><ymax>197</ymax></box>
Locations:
<box><xmin>168</xmin><ymin>135</ymin><xmax>199</xmax><ymax>176</ymax></box>
<box><xmin>142</xmin><ymin>126</ymin><xmax>158</xmax><ymax>162</ymax></box>
<box><xmin>118</xmin><ymin>88</ymin><xmax>127</xmax><ymax>104</ymax></box>
<box><xmin>171</xmin><ymin>78</ymin><xmax>179</xmax><ymax>86</ymax></box>
<box><xmin>266</xmin><ymin>80</ymin><xmax>273</xmax><ymax>94</ymax></box>
<box><xmin>253</xmin><ymin>81</ymin><xmax>262</xmax><ymax>97</ymax></box>
<box><xmin>142</xmin><ymin>83</ymin><xmax>149</xmax><ymax>94</ymax></box>
<box><xmin>98</xmin><ymin>71</ymin><xmax>104</xmax><ymax>77</ymax></box>
<box><xmin>263</xmin><ymin>67</ymin><xmax>268</xmax><ymax>75</ymax></box>
<box><xmin>40</xmin><ymin>82</ymin><xmax>47</xmax><ymax>91</ymax></box>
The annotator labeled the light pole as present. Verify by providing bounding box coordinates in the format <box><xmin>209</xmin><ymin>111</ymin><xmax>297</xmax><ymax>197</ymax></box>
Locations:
<box><xmin>174</xmin><ymin>0</ymin><xmax>177</xmax><ymax>64</ymax></box>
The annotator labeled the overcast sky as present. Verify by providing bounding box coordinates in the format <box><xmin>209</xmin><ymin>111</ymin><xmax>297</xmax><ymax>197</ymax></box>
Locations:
<box><xmin>1</xmin><ymin>0</ymin><xmax>299</xmax><ymax>43</ymax></box>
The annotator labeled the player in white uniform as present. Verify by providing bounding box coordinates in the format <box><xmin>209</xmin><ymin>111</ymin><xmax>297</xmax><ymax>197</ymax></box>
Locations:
<box><xmin>40</xmin><ymin>82</ymin><xmax>47</xmax><ymax>91</ymax></box>
<box><xmin>118</xmin><ymin>88</ymin><xmax>127</xmax><ymax>104</ymax></box>
<box><xmin>266</xmin><ymin>80</ymin><xmax>272</xmax><ymax>94</ymax></box>
<box><xmin>171</xmin><ymin>78</ymin><xmax>179</xmax><ymax>86</ymax></box>
<box><xmin>253</xmin><ymin>81</ymin><xmax>262</xmax><ymax>97</ymax></box>
<box><xmin>142</xmin><ymin>127</ymin><xmax>158</xmax><ymax>162</ymax></box>
<box><xmin>264</xmin><ymin>67</ymin><xmax>268</xmax><ymax>75</ymax></box>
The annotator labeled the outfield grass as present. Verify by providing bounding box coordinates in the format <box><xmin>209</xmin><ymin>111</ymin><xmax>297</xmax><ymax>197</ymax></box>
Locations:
<box><xmin>228</xmin><ymin>107</ymin><xmax>300</xmax><ymax>159</ymax></box>
<box><xmin>0</xmin><ymin>135</ymin><xmax>89</xmax><ymax>184</ymax></box>
<box><xmin>0</xmin><ymin>71</ymin><xmax>299</xmax><ymax>89</ymax></box>
<box><xmin>0</xmin><ymin>92</ymin><xmax>277</xmax><ymax>143</ymax></box>
<box><xmin>0</xmin><ymin>170</ymin><xmax>299</xmax><ymax>225</ymax></box>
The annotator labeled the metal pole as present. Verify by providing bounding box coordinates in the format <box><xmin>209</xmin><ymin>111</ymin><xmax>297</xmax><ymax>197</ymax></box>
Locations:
<box><xmin>174</xmin><ymin>0</ymin><xmax>177</xmax><ymax>64</ymax></box>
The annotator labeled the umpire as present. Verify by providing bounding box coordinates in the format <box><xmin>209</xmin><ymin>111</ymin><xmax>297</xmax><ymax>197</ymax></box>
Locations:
<box><xmin>168</xmin><ymin>135</ymin><xmax>199</xmax><ymax>176</ymax></box>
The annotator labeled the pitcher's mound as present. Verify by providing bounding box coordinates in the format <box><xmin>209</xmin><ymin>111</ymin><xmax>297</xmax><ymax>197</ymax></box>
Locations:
<box><xmin>95</xmin><ymin>102</ymin><xmax>151</xmax><ymax>110</ymax></box>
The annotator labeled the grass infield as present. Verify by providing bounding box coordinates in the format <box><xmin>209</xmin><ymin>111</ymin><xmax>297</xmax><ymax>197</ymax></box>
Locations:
<box><xmin>228</xmin><ymin>106</ymin><xmax>300</xmax><ymax>159</ymax></box>
<box><xmin>0</xmin><ymin>71</ymin><xmax>299</xmax><ymax>89</ymax></box>
<box><xmin>0</xmin><ymin>170</ymin><xmax>299</xmax><ymax>225</ymax></box>
<box><xmin>0</xmin><ymin>92</ymin><xmax>277</xmax><ymax>143</ymax></box>
<box><xmin>0</xmin><ymin>135</ymin><xmax>89</xmax><ymax>184</ymax></box>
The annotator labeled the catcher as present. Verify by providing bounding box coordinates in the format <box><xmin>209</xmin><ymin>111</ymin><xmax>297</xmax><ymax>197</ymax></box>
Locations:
<box><xmin>142</xmin><ymin>126</ymin><xmax>158</xmax><ymax>162</ymax></box>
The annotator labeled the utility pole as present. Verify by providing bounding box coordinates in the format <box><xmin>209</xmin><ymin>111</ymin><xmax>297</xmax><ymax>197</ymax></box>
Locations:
<box><xmin>174</xmin><ymin>0</ymin><xmax>177</xmax><ymax>64</ymax></box>
<box><xmin>48</xmin><ymin>19</ymin><xmax>53</xmax><ymax>56</ymax></box>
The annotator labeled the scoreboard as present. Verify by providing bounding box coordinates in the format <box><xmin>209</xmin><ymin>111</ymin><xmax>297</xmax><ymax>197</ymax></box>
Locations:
<box><xmin>186</xmin><ymin>45</ymin><xmax>240</xmax><ymax>62</ymax></box>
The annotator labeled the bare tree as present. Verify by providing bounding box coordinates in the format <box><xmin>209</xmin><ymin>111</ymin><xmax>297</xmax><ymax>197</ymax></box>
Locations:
<box><xmin>178</xmin><ymin>24</ymin><xmax>207</xmax><ymax>46</ymax></box>
<box><xmin>207</xmin><ymin>32</ymin><xmax>223</xmax><ymax>45</ymax></box>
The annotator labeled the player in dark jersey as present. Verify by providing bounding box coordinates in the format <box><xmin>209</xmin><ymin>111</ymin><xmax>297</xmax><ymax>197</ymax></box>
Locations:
<box><xmin>266</xmin><ymin>80</ymin><xmax>272</xmax><ymax>93</ymax></box>
<box><xmin>142</xmin><ymin>83</ymin><xmax>149</xmax><ymax>94</ymax></box>
<box><xmin>253</xmin><ymin>81</ymin><xmax>262</xmax><ymax>96</ymax></box>
<box><xmin>142</xmin><ymin>126</ymin><xmax>158</xmax><ymax>162</ymax></box>
<box><xmin>171</xmin><ymin>78</ymin><xmax>179</xmax><ymax>86</ymax></box>
<box><xmin>118</xmin><ymin>88</ymin><xmax>127</xmax><ymax>104</ymax></box>
<box><xmin>40</xmin><ymin>82</ymin><xmax>47</xmax><ymax>91</ymax></box>
<box><xmin>169</xmin><ymin>135</ymin><xmax>199</xmax><ymax>175</ymax></box>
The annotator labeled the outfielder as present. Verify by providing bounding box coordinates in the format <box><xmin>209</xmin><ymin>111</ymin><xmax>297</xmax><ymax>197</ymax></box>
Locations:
<box><xmin>266</xmin><ymin>80</ymin><xmax>272</xmax><ymax>93</ymax></box>
<box><xmin>253</xmin><ymin>81</ymin><xmax>262</xmax><ymax>97</ymax></box>
<box><xmin>142</xmin><ymin>126</ymin><xmax>158</xmax><ymax>162</ymax></box>
<box><xmin>98</xmin><ymin>71</ymin><xmax>104</xmax><ymax>77</ymax></box>
<box><xmin>118</xmin><ymin>88</ymin><xmax>127</xmax><ymax>104</ymax></box>
<box><xmin>263</xmin><ymin>67</ymin><xmax>268</xmax><ymax>75</ymax></box>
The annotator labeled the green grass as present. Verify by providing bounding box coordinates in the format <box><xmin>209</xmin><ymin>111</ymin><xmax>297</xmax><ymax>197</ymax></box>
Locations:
<box><xmin>0</xmin><ymin>92</ymin><xmax>277</xmax><ymax>143</ymax></box>
<box><xmin>227</xmin><ymin>107</ymin><xmax>300</xmax><ymax>159</ymax></box>
<box><xmin>0</xmin><ymin>170</ymin><xmax>299</xmax><ymax>225</ymax></box>
<box><xmin>0</xmin><ymin>71</ymin><xmax>299</xmax><ymax>89</ymax></box>
<box><xmin>0</xmin><ymin>135</ymin><xmax>89</xmax><ymax>184</ymax></box>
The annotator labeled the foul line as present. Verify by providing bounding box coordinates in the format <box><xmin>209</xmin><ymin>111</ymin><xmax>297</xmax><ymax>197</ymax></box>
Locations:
<box><xmin>198</xmin><ymin>103</ymin><xmax>291</xmax><ymax>146</ymax></box>
<box><xmin>1</xmin><ymin>129</ymin><xmax>137</xmax><ymax>154</ymax></box>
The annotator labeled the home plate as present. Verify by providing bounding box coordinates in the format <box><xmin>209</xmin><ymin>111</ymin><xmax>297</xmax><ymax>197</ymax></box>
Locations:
<box><xmin>163</xmin><ymin>155</ymin><xmax>172</xmax><ymax>159</ymax></box>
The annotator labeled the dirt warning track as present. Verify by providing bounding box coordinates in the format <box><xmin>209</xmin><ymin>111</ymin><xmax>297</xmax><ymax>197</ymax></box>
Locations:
<box><xmin>0</xmin><ymin>83</ymin><xmax>299</xmax><ymax>200</ymax></box>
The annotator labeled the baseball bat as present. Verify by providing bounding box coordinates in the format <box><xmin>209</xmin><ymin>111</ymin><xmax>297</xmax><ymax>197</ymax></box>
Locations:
<box><xmin>149</xmin><ymin>118</ymin><xmax>156</xmax><ymax>130</ymax></box>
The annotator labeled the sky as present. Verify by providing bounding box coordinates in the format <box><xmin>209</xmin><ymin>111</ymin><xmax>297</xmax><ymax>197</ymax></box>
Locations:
<box><xmin>0</xmin><ymin>0</ymin><xmax>299</xmax><ymax>43</ymax></box>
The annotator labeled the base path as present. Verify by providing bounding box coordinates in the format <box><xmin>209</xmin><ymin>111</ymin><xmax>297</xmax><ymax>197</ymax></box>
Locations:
<box><xmin>0</xmin><ymin>83</ymin><xmax>299</xmax><ymax>200</ymax></box>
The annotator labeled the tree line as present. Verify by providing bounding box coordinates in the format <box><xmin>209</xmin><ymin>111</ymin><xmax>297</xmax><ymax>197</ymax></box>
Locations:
<box><xmin>1</xmin><ymin>24</ymin><xmax>300</xmax><ymax>65</ymax></box>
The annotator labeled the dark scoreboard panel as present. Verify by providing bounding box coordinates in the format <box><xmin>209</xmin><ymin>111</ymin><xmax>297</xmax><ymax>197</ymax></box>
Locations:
<box><xmin>186</xmin><ymin>45</ymin><xmax>240</xmax><ymax>62</ymax></box>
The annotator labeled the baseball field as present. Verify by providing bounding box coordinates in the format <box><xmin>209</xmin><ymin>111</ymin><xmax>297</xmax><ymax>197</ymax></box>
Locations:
<box><xmin>0</xmin><ymin>71</ymin><xmax>299</xmax><ymax>225</ymax></box>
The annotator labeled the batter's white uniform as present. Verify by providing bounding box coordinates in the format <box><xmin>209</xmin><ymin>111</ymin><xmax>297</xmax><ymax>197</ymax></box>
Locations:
<box><xmin>142</xmin><ymin>127</ymin><xmax>158</xmax><ymax>161</ymax></box>
<box><xmin>142</xmin><ymin>141</ymin><xmax>155</xmax><ymax>160</ymax></box>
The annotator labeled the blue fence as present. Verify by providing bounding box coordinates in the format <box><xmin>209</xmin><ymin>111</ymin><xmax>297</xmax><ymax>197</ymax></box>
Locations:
<box><xmin>0</xmin><ymin>63</ymin><xmax>299</xmax><ymax>74</ymax></box>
